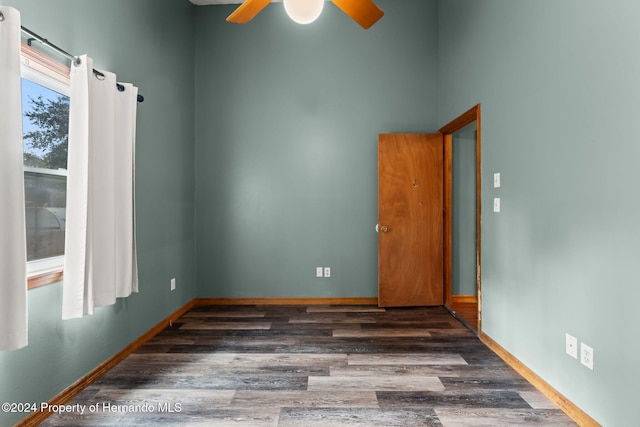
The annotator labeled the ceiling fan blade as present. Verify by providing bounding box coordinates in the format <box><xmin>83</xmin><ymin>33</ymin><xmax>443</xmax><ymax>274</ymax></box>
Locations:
<box><xmin>331</xmin><ymin>0</ymin><xmax>384</xmax><ymax>29</ymax></box>
<box><xmin>226</xmin><ymin>0</ymin><xmax>272</xmax><ymax>24</ymax></box>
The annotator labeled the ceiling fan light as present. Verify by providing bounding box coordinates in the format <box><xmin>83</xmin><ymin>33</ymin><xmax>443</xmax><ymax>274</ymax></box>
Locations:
<box><xmin>283</xmin><ymin>0</ymin><xmax>324</xmax><ymax>25</ymax></box>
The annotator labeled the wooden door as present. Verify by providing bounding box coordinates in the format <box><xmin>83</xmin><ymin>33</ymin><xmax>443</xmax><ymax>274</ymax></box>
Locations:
<box><xmin>378</xmin><ymin>133</ymin><xmax>444</xmax><ymax>307</ymax></box>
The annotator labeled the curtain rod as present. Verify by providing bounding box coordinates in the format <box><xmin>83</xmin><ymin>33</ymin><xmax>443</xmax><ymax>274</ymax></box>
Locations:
<box><xmin>17</xmin><ymin>23</ymin><xmax>144</xmax><ymax>103</ymax></box>
<box><xmin>20</xmin><ymin>25</ymin><xmax>80</xmax><ymax>65</ymax></box>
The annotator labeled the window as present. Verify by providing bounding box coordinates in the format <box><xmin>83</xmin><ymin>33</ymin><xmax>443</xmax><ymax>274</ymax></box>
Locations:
<box><xmin>21</xmin><ymin>43</ymin><xmax>70</xmax><ymax>287</ymax></box>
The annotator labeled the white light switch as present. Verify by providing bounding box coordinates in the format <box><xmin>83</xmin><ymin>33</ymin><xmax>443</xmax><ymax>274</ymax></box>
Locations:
<box><xmin>494</xmin><ymin>172</ymin><xmax>501</xmax><ymax>188</ymax></box>
<box><xmin>493</xmin><ymin>198</ymin><xmax>501</xmax><ymax>213</ymax></box>
<box><xmin>566</xmin><ymin>333</ymin><xmax>578</xmax><ymax>359</ymax></box>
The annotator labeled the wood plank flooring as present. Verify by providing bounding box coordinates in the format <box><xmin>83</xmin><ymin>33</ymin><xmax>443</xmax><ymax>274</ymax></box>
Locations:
<box><xmin>39</xmin><ymin>305</ymin><xmax>576</xmax><ymax>426</ymax></box>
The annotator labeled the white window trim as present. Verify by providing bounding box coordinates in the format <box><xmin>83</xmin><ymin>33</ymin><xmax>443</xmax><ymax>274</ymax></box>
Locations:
<box><xmin>20</xmin><ymin>42</ymin><xmax>70</xmax><ymax>89</ymax></box>
<box><xmin>21</xmin><ymin>43</ymin><xmax>70</xmax><ymax>279</ymax></box>
<box><xmin>21</xmin><ymin>64</ymin><xmax>70</xmax><ymax>97</ymax></box>
<box><xmin>26</xmin><ymin>256</ymin><xmax>65</xmax><ymax>276</ymax></box>
<box><xmin>24</xmin><ymin>166</ymin><xmax>68</xmax><ymax>176</ymax></box>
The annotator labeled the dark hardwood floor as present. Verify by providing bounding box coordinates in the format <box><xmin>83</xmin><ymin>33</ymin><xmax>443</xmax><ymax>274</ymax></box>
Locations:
<box><xmin>40</xmin><ymin>305</ymin><xmax>575</xmax><ymax>426</ymax></box>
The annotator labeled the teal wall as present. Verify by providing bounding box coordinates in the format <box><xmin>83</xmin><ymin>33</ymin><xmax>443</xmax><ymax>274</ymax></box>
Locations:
<box><xmin>0</xmin><ymin>1</ymin><xmax>196</xmax><ymax>426</ymax></box>
<box><xmin>2</xmin><ymin>0</ymin><xmax>631</xmax><ymax>425</ymax></box>
<box><xmin>439</xmin><ymin>1</ymin><xmax>640</xmax><ymax>425</ymax></box>
<box><xmin>451</xmin><ymin>123</ymin><xmax>476</xmax><ymax>296</ymax></box>
<box><xmin>194</xmin><ymin>0</ymin><xmax>439</xmax><ymax>298</ymax></box>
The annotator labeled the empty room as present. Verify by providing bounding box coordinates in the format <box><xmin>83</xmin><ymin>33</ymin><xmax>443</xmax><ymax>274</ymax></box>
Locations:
<box><xmin>0</xmin><ymin>0</ymin><xmax>637</xmax><ymax>426</ymax></box>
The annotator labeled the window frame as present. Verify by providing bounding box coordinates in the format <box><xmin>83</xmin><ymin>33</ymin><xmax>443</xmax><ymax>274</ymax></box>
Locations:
<box><xmin>20</xmin><ymin>42</ymin><xmax>70</xmax><ymax>290</ymax></box>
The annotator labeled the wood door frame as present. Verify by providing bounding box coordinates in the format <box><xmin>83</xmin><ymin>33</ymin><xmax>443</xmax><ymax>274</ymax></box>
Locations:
<box><xmin>439</xmin><ymin>104</ymin><xmax>482</xmax><ymax>331</ymax></box>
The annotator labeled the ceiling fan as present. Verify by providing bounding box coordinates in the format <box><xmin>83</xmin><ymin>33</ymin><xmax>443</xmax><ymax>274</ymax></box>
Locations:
<box><xmin>227</xmin><ymin>0</ymin><xmax>384</xmax><ymax>29</ymax></box>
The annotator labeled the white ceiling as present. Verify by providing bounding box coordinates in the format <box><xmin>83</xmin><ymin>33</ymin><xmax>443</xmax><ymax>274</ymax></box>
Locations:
<box><xmin>189</xmin><ymin>0</ymin><xmax>244</xmax><ymax>4</ymax></box>
<box><xmin>189</xmin><ymin>0</ymin><xmax>285</xmax><ymax>4</ymax></box>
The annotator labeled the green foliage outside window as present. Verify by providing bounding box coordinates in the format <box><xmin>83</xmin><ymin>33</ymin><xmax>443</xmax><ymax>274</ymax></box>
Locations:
<box><xmin>23</xmin><ymin>94</ymin><xmax>69</xmax><ymax>170</ymax></box>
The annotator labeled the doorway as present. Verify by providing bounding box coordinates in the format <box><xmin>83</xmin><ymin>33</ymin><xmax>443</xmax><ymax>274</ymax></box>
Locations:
<box><xmin>440</xmin><ymin>104</ymin><xmax>482</xmax><ymax>332</ymax></box>
<box><xmin>376</xmin><ymin>106</ymin><xmax>482</xmax><ymax>329</ymax></box>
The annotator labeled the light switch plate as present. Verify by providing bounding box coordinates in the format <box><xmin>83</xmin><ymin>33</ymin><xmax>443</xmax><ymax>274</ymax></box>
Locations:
<box><xmin>565</xmin><ymin>333</ymin><xmax>577</xmax><ymax>359</ymax></box>
<box><xmin>493</xmin><ymin>198</ymin><xmax>501</xmax><ymax>213</ymax></box>
<box><xmin>494</xmin><ymin>172</ymin><xmax>501</xmax><ymax>188</ymax></box>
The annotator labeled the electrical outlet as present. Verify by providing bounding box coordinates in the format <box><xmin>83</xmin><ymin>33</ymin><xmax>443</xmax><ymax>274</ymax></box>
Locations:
<box><xmin>565</xmin><ymin>333</ymin><xmax>577</xmax><ymax>359</ymax></box>
<box><xmin>580</xmin><ymin>343</ymin><xmax>594</xmax><ymax>370</ymax></box>
<box><xmin>324</xmin><ymin>267</ymin><xmax>331</xmax><ymax>278</ymax></box>
<box><xmin>316</xmin><ymin>267</ymin><xmax>324</xmax><ymax>278</ymax></box>
<box><xmin>171</xmin><ymin>278</ymin><xmax>176</xmax><ymax>291</ymax></box>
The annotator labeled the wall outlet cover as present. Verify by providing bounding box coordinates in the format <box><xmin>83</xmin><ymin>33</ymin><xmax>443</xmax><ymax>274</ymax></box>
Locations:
<box><xmin>316</xmin><ymin>267</ymin><xmax>324</xmax><ymax>278</ymax></box>
<box><xmin>565</xmin><ymin>333</ymin><xmax>577</xmax><ymax>359</ymax></box>
<box><xmin>580</xmin><ymin>343</ymin><xmax>594</xmax><ymax>370</ymax></box>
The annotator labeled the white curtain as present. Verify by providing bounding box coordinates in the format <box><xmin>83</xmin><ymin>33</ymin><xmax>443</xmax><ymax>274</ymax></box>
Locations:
<box><xmin>0</xmin><ymin>7</ymin><xmax>28</xmax><ymax>351</ymax></box>
<box><xmin>63</xmin><ymin>55</ymin><xmax>138</xmax><ymax>319</ymax></box>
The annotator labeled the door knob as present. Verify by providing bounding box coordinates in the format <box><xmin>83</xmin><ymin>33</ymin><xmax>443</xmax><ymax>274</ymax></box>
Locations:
<box><xmin>376</xmin><ymin>224</ymin><xmax>389</xmax><ymax>233</ymax></box>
